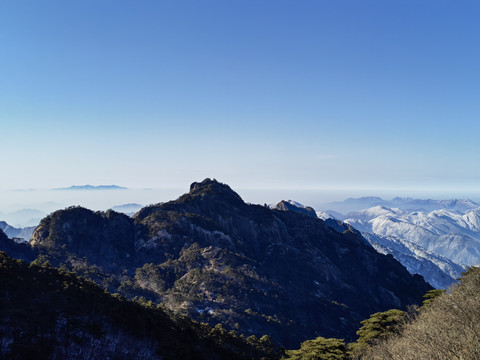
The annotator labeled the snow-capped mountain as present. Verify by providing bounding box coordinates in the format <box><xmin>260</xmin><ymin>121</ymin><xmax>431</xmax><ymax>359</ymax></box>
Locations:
<box><xmin>389</xmin><ymin>198</ymin><xmax>479</xmax><ymax>213</ymax></box>
<box><xmin>334</xmin><ymin>203</ymin><xmax>480</xmax><ymax>288</ymax></box>
<box><xmin>315</xmin><ymin>210</ymin><xmax>335</xmax><ymax>221</ymax></box>
<box><xmin>361</xmin><ymin>232</ymin><xmax>465</xmax><ymax>289</ymax></box>
<box><xmin>266</xmin><ymin>198</ymin><xmax>477</xmax><ymax>289</ymax></box>
<box><xmin>342</xmin><ymin>206</ymin><xmax>480</xmax><ymax>267</ymax></box>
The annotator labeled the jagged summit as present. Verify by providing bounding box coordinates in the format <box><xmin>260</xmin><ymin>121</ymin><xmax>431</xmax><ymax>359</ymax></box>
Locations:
<box><xmin>181</xmin><ymin>178</ymin><xmax>244</xmax><ymax>206</ymax></box>
<box><xmin>189</xmin><ymin>178</ymin><xmax>238</xmax><ymax>196</ymax></box>
<box><xmin>189</xmin><ymin>178</ymin><xmax>222</xmax><ymax>192</ymax></box>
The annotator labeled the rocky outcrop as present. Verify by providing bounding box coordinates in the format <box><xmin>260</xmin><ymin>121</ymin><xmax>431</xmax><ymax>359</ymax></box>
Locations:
<box><xmin>30</xmin><ymin>207</ymin><xmax>136</xmax><ymax>272</ymax></box>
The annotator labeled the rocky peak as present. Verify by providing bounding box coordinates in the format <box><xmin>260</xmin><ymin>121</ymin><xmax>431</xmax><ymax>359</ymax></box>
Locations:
<box><xmin>272</xmin><ymin>200</ymin><xmax>317</xmax><ymax>218</ymax></box>
<box><xmin>189</xmin><ymin>178</ymin><xmax>221</xmax><ymax>192</ymax></box>
<box><xmin>182</xmin><ymin>178</ymin><xmax>245</xmax><ymax>208</ymax></box>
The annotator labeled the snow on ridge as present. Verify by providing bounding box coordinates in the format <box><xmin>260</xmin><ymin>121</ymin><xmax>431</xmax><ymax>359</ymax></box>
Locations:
<box><xmin>344</xmin><ymin>206</ymin><xmax>404</xmax><ymax>222</ymax></box>
<box><xmin>316</xmin><ymin>211</ymin><xmax>334</xmax><ymax>220</ymax></box>
<box><xmin>327</xmin><ymin>196</ymin><xmax>479</xmax><ymax>214</ymax></box>
<box><xmin>316</xmin><ymin>201</ymin><xmax>480</xmax><ymax>289</ymax></box>
<box><xmin>341</xmin><ymin>204</ymin><xmax>480</xmax><ymax>271</ymax></box>
<box><xmin>363</xmin><ymin>232</ymin><xmax>465</xmax><ymax>289</ymax></box>
<box><xmin>271</xmin><ymin>197</ymin><xmax>480</xmax><ymax>283</ymax></box>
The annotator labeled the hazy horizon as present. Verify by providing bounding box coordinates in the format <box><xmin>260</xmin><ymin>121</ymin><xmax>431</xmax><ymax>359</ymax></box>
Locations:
<box><xmin>2</xmin><ymin>182</ymin><xmax>480</xmax><ymax>217</ymax></box>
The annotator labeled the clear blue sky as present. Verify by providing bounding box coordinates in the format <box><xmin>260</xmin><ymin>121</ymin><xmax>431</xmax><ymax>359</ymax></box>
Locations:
<box><xmin>1</xmin><ymin>0</ymin><xmax>479</xmax><ymax>201</ymax></box>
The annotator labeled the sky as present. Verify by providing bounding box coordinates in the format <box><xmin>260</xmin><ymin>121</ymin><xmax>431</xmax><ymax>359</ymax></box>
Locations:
<box><xmin>1</xmin><ymin>0</ymin><xmax>480</xmax><ymax>212</ymax></box>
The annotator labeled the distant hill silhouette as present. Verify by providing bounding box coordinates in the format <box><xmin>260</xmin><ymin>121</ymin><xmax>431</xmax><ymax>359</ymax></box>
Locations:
<box><xmin>53</xmin><ymin>184</ymin><xmax>128</xmax><ymax>191</ymax></box>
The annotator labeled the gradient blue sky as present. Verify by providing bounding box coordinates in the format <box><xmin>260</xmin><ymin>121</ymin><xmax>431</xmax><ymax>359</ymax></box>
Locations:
<box><xmin>1</xmin><ymin>1</ymin><xmax>480</xmax><ymax>204</ymax></box>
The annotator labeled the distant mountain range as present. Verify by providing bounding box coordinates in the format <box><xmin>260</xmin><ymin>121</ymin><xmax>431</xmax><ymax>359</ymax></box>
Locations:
<box><xmin>326</xmin><ymin>196</ymin><xmax>479</xmax><ymax>214</ymax></box>
<box><xmin>340</xmin><ymin>206</ymin><xmax>480</xmax><ymax>267</ymax></box>
<box><xmin>316</xmin><ymin>199</ymin><xmax>480</xmax><ymax>289</ymax></box>
<box><xmin>0</xmin><ymin>208</ymin><xmax>46</xmax><ymax>228</ymax></box>
<box><xmin>2</xmin><ymin>190</ymin><xmax>477</xmax><ymax>290</ymax></box>
<box><xmin>53</xmin><ymin>185</ymin><xmax>128</xmax><ymax>191</ymax></box>
<box><xmin>0</xmin><ymin>179</ymin><xmax>431</xmax><ymax>348</ymax></box>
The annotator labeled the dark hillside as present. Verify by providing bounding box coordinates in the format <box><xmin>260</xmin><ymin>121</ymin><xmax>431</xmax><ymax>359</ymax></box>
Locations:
<box><xmin>0</xmin><ymin>251</ymin><xmax>273</xmax><ymax>360</ymax></box>
<box><xmin>358</xmin><ymin>266</ymin><xmax>480</xmax><ymax>359</ymax></box>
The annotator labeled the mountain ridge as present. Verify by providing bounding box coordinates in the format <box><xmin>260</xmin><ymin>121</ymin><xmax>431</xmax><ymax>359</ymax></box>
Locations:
<box><xmin>341</xmin><ymin>205</ymin><xmax>480</xmax><ymax>267</ymax></box>
<box><xmin>4</xmin><ymin>179</ymin><xmax>432</xmax><ymax>348</ymax></box>
<box><xmin>335</xmin><ymin>204</ymin><xmax>480</xmax><ymax>289</ymax></box>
